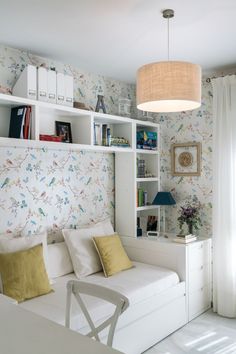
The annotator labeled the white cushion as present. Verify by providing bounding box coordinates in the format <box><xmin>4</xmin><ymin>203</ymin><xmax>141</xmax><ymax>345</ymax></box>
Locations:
<box><xmin>62</xmin><ymin>219</ymin><xmax>114</xmax><ymax>278</ymax></box>
<box><xmin>0</xmin><ymin>232</ymin><xmax>49</xmax><ymax>291</ymax></box>
<box><xmin>19</xmin><ymin>262</ymin><xmax>180</xmax><ymax>329</ymax></box>
<box><xmin>48</xmin><ymin>242</ymin><xmax>73</xmax><ymax>278</ymax></box>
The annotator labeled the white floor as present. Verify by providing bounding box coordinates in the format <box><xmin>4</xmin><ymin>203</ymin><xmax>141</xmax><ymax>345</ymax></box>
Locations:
<box><xmin>144</xmin><ymin>310</ymin><xmax>236</xmax><ymax>354</ymax></box>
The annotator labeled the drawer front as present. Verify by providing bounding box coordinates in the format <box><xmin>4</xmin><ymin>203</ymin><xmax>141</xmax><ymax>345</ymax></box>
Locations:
<box><xmin>188</xmin><ymin>241</ymin><xmax>210</xmax><ymax>270</ymax></box>
<box><xmin>189</xmin><ymin>284</ymin><xmax>211</xmax><ymax>321</ymax></box>
<box><xmin>189</xmin><ymin>264</ymin><xmax>210</xmax><ymax>292</ymax></box>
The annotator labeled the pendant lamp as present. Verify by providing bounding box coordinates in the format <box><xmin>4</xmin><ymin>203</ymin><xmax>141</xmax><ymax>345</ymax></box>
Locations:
<box><xmin>136</xmin><ymin>9</ymin><xmax>201</xmax><ymax>113</ymax></box>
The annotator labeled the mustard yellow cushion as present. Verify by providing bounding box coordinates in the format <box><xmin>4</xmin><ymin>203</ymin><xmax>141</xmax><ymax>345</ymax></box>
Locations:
<box><xmin>93</xmin><ymin>234</ymin><xmax>133</xmax><ymax>277</ymax></box>
<box><xmin>0</xmin><ymin>243</ymin><xmax>52</xmax><ymax>302</ymax></box>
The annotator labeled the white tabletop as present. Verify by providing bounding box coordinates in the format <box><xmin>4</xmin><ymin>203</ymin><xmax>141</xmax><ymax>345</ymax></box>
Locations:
<box><xmin>0</xmin><ymin>295</ymin><xmax>123</xmax><ymax>354</ymax></box>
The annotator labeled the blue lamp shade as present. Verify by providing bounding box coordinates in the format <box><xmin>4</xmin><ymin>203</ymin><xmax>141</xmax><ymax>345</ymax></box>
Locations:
<box><xmin>152</xmin><ymin>192</ymin><xmax>176</xmax><ymax>206</ymax></box>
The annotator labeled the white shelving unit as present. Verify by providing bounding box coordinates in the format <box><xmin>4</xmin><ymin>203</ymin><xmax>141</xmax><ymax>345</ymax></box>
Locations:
<box><xmin>115</xmin><ymin>121</ymin><xmax>160</xmax><ymax>238</ymax></box>
<box><xmin>0</xmin><ymin>93</ymin><xmax>160</xmax><ymax>238</ymax></box>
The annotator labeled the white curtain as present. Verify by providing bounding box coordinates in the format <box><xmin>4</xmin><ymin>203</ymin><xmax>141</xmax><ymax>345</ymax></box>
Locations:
<box><xmin>212</xmin><ymin>75</ymin><xmax>236</xmax><ymax>317</ymax></box>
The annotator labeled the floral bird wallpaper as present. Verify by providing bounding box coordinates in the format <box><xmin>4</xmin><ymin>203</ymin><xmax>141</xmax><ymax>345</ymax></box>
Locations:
<box><xmin>0</xmin><ymin>147</ymin><xmax>114</xmax><ymax>238</ymax></box>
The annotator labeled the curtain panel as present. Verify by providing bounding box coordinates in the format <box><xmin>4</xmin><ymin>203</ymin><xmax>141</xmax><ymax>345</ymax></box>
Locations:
<box><xmin>212</xmin><ymin>75</ymin><xmax>236</xmax><ymax>318</ymax></box>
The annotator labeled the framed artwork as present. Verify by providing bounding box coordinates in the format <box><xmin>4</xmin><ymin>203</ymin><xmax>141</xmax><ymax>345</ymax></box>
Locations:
<box><xmin>171</xmin><ymin>142</ymin><xmax>201</xmax><ymax>176</ymax></box>
<box><xmin>55</xmin><ymin>121</ymin><xmax>72</xmax><ymax>143</ymax></box>
<box><xmin>146</xmin><ymin>215</ymin><xmax>158</xmax><ymax>231</ymax></box>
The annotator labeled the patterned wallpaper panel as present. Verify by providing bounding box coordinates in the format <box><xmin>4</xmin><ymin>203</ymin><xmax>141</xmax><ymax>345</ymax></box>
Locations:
<box><xmin>0</xmin><ymin>45</ymin><xmax>136</xmax><ymax>117</ymax></box>
<box><xmin>0</xmin><ymin>147</ymin><xmax>114</xmax><ymax>237</ymax></box>
<box><xmin>156</xmin><ymin>80</ymin><xmax>213</xmax><ymax>237</ymax></box>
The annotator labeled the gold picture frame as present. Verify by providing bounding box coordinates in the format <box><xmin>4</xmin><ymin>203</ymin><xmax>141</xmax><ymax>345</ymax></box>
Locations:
<box><xmin>171</xmin><ymin>142</ymin><xmax>201</xmax><ymax>176</ymax></box>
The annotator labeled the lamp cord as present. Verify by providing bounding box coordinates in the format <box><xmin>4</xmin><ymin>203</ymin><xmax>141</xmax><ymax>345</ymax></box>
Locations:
<box><xmin>167</xmin><ymin>17</ymin><xmax>170</xmax><ymax>61</ymax></box>
<box><xmin>163</xmin><ymin>9</ymin><xmax>174</xmax><ymax>61</ymax></box>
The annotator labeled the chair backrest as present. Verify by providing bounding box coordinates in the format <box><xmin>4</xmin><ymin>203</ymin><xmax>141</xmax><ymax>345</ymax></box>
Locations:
<box><xmin>65</xmin><ymin>280</ymin><xmax>129</xmax><ymax>347</ymax></box>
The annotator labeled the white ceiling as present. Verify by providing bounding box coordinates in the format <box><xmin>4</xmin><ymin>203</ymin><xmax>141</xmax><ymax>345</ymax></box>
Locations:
<box><xmin>0</xmin><ymin>0</ymin><xmax>236</xmax><ymax>83</ymax></box>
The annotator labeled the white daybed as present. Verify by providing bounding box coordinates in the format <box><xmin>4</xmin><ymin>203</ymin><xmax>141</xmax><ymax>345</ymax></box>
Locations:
<box><xmin>20</xmin><ymin>254</ymin><xmax>187</xmax><ymax>354</ymax></box>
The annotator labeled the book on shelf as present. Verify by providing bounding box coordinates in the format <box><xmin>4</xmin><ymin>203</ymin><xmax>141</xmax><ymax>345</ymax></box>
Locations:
<box><xmin>94</xmin><ymin>123</ymin><xmax>102</xmax><ymax>145</ymax></box>
<box><xmin>110</xmin><ymin>137</ymin><xmax>130</xmax><ymax>147</ymax></box>
<box><xmin>137</xmin><ymin>188</ymin><xmax>148</xmax><ymax>207</ymax></box>
<box><xmin>23</xmin><ymin>106</ymin><xmax>31</xmax><ymax>139</ymax></box>
<box><xmin>102</xmin><ymin>124</ymin><xmax>108</xmax><ymax>146</ymax></box>
<box><xmin>39</xmin><ymin>135</ymin><xmax>62</xmax><ymax>142</ymax></box>
<box><xmin>136</xmin><ymin>130</ymin><xmax>157</xmax><ymax>150</ymax></box>
<box><xmin>9</xmin><ymin>106</ymin><xmax>31</xmax><ymax>139</ymax></box>
<box><xmin>176</xmin><ymin>233</ymin><xmax>195</xmax><ymax>240</ymax></box>
<box><xmin>173</xmin><ymin>236</ymin><xmax>197</xmax><ymax>244</ymax></box>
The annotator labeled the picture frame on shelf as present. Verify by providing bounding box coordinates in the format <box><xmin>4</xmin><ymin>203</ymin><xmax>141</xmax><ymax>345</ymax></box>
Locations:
<box><xmin>147</xmin><ymin>215</ymin><xmax>158</xmax><ymax>231</ymax></box>
<box><xmin>55</xmin><ymin>121</ymin><xmax>72</xmax><ymax>143</ymax></box>
<box><xmin>171</xmin><ymin>142</ymin><xmax>201</xmax><ymax>176</ymax></box>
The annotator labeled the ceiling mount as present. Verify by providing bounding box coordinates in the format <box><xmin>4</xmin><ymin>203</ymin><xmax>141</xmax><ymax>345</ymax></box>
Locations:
<box><xmin>162</xmin><ymin>9</ymin><xmax>174</xmax><ymax>19</ymax></box>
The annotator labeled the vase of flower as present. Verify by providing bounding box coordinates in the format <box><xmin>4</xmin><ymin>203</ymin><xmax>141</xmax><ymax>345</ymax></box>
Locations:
<box><xmin>188</xmin><ymin>222</ymin><xmax>193</xmax><ymax>235</ymax></box>
<box><xmin>177</xmin><ymin>196</ymin><xmax>202</xmax><ymax>235</ymax></box>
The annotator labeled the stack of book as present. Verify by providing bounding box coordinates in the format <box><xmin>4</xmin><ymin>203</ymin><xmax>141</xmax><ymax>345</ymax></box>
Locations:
<box><xmin>39</xmin><ymin>135</ymin><xmax>62</xmax><ymax>142</ymax></box>
<box><xmin>173</xmin><ymin>234</ymin><xmax>197</xmax><ymax>243</ymax></box>
<box><xmin>137</xmin><ymin>188</ymin><xmax>148</xmax><ymax>207</ymax></box>
<box><xmin>9</xmin><ymin>106</ymin><xmax>32</xmax><ymax>139</ymax></box>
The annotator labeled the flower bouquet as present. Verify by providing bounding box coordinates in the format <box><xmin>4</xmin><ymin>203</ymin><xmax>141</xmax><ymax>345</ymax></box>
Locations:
<box><xmin>178</xmin><ymin>196</ymin><xmax>202</xmax><ymax>235</ymax></box>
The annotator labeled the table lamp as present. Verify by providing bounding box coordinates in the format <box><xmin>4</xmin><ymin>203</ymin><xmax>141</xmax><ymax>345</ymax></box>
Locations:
<box><xmin>152</xmin><ymin>192</ymin><xmax>176</xmax><ymax>232</ymax></box>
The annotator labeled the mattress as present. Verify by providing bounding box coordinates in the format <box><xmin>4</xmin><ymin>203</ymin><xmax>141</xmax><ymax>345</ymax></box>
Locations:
<box><xmin>20</xmin><ymin>262</ymin><xmax>179</xmax><ymax>331</ymax></box>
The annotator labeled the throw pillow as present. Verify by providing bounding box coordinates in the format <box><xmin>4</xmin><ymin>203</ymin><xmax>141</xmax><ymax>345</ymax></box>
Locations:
<box><xmin>0</xmin><ymin>232</ymin><xmax>49</xmax><ymax>292</ymax></box>
<box><xmin>0</xmin><ymin>244</ymin><xmax>52</xmax><ymax>302</ymax></box>
<box><xmin>0</xmin><ymin>232</ymin><xmax>49</xmax><ymax>274</ymax></box>
<box><xmin>47</xmin><ymin>242</ymin><xmax>73</xmax><ymax>278</ymax></box>
<box><xmin>62</xmin><ymin>219</ymin><xmax>114</xmax><ymax>278</ymax></box>
<box><xmin>93</xmin><ymin>234</ymin><xmax>133</xmax><ymax>277</ymax></box>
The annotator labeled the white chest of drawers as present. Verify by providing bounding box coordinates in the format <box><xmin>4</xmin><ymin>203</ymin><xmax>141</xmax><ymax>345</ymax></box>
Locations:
<box><xmin>121</xmin><ymin>235</ymin><xmax>212</xmax><ymax>322</ymax></box>
<box><xmin>186</xmin><ymin>238</ymin><xmax>212</xmax><ymax>321</ymax></box>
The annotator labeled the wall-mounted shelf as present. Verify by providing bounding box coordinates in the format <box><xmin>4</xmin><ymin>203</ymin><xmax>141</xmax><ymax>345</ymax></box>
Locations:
<box><xmin>136</xmin><ymin>205</ymin><xmax>160</xmax><ymax>212</ymax></box>
<box><xmin>136</xmin><ymin>177</ymin><xmax>159</xmax><ymax>182</ymax></box>
<box><xmin>136</xmin><ymin>149</ymin><xmax>159</xmax><ymax>155</ymax></box>
<box><xmin>0</xmin><ymin>92</ymin><xmax>160</xmax><ymax>239</ymax></box>
<box><xmin>0</xmin><ymin>93</ymin><xmax>159</xmax><ymax>154</ymax></box>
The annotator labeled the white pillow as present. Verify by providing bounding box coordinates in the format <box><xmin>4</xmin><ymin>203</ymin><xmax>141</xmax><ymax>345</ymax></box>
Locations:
<box><xmin>47</xmin><ymin>230</ymin><xmax>65</xmax><ymax>245</ymax></box>
<box><xmin>47</xmin><ymin>242</ymin><xmax>73</xmax><ymax>278</ymax></box>
<box><xmin>0</xmin><ymin>232</ymin><xmax>49</xmax><ymax>289</ymax></box>
<box><xmin>62</xmin><ymin>219</ymin><xmax>114</xmax><ymax>278</ymax></box>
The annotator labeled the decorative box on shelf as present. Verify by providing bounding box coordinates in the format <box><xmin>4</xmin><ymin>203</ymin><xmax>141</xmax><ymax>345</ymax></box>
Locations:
<box><xmin>118</xmin><ymin>97</ymin><xmax>131</xmax><ymax>117</ymax></box>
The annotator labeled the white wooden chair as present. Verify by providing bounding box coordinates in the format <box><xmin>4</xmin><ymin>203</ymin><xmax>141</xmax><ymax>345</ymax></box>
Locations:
<box><xmin>65</xmin><ymin>280</ymin><xmax>129</xmax><ymax>347</ymax></box>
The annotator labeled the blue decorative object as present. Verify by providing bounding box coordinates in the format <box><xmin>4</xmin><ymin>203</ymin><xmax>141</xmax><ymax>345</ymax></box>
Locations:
<box><xmin>152</xmin><ymin>192</ymin><xmax>176</xmax><ymax>233</ymax></box>
<box><xmin>136</xmin><ymin>130</ymin><xmax>157</xmax><ymax>150</ymax></box>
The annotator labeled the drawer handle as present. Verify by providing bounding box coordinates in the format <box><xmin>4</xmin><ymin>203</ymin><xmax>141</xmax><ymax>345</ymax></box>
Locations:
<box><xmin>200</xmin><ymin>244</ymin><xmax>203</xmax><ymax>249</ymax></box>
<box><xmin>201</xmin><ymin>287</ymin><xmax>204</xmax><ymax>291</ymax></box>
<box><xmin>201</xmin><ymin>265</ymin><xmax>204</xmax><ymax>270</ymax></box>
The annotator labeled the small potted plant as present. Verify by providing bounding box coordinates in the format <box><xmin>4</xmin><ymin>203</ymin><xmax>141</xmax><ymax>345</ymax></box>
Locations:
<box><xmin>178</xmin><ymin>196</ymin><xmax>202</xmax><ymax>235</ymax></box>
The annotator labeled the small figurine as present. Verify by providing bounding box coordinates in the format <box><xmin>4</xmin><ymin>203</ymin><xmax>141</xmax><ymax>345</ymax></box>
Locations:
<box><xmin>95</xmin><ymin>94</ymin><xmax>106</xmax><ymax>113</ymax></box>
